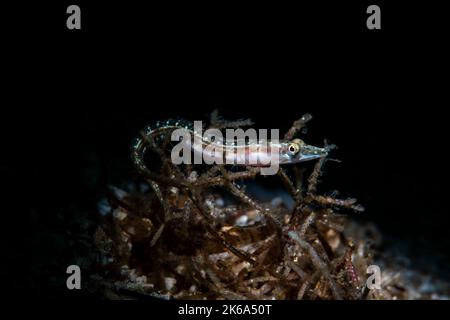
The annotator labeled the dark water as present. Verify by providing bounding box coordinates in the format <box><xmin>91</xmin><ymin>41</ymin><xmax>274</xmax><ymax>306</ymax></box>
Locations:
<box><xmin>2</xmin><ymin>2</ymin><xmax>449</xmax><ymax>297</ymax></box>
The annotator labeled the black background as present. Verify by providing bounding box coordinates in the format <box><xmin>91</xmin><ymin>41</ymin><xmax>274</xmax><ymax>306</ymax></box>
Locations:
<box><xmin>2</xmin><ymin>1</ymin><xmax>449</xmax><ymax>300</ymax></box>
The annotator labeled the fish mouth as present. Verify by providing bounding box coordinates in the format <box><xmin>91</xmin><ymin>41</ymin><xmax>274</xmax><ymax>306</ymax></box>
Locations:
<box><xmin>298</xmin><ymin>145</ymin><xmax>328</xmax><ymax>162</ymax></box>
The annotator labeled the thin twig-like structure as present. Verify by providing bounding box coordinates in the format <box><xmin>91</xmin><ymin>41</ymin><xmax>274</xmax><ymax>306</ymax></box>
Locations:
<box><xmin>93</xmin><ymin>112</ymin><xmax>373</xmax><ymax>300</ymax></box>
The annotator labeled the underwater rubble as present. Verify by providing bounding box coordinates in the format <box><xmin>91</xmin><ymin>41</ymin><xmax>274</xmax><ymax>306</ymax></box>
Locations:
<box><xmin>88</xmin><ymin>114</ymin><xmax>449</xmax><ymax>300</ymax></box>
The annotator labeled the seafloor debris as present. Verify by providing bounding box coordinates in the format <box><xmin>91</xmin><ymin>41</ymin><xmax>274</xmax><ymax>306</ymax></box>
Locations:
<box><xmin>89</xmin><ymin>113</ymin><xmax>449</xmax><ymax>300</ymax></box>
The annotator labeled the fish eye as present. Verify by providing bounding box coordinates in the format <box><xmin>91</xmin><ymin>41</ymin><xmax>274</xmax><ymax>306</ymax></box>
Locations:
<box><xmin>288</xmin><ymin>143</ymin><xmax>299</xmax><ymax>154</ymax></box>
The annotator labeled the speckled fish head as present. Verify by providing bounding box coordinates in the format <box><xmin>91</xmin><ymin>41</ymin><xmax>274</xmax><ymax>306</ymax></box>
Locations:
<box><xmin>279</xmin><ymin>139</ymin><xmax>328</xmax><ymax>164</ymax></box>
